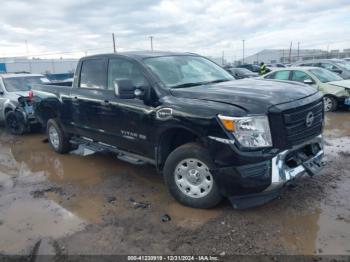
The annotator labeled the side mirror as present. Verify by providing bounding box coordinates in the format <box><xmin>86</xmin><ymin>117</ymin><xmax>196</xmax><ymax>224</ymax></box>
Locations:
<box><xmin>303</xmin><ymin>79</ymin><xmax>314</xmax><ymax>85</ymax></box>
<box><xmin>114</xmin><ymin>79</ymin><xmax>136</xmax><ymax>99</ymax></box>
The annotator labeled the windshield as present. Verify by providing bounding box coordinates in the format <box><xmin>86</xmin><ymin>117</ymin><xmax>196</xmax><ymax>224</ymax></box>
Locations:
<box><xmin>143</xmin><ymin>55</ymin><xmax>234</xmax><ymax>88</ymax></box>
<box><xmin>335</xmin><ymin>61</ymin><xmax>350</xmax><ymax>70</ymax></box>
<box><xmin>3</xmin><ymin>76</ymin><xmax>49</xmax><ymax>92</ymax></box>
<box><xmin>236</xmin><ymin>68</ymin><xmax>254</xmax><ymax>74</ymax></box>
<box><xmin>309</xmin><ymin>68</ymin><xmax>343</xmax><ymax>83</ymax></box>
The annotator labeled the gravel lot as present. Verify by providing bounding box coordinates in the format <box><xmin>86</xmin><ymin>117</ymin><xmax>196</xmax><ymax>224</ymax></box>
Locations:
<box><xmin>0</xmin><ymin>111</ymin><xmax>349</xmax><ymax>258</ymax></box>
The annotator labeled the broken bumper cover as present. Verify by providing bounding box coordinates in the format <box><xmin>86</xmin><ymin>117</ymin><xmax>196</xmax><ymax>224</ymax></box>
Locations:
<box><xmin>228</xmin><ymin>134</ymin><xmax>325</xmax><ymax>209</ymax></box>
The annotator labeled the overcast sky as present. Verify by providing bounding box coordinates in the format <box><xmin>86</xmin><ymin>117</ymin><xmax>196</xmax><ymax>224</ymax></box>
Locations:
<box><xmin>0</xmin><ymin>0</ymin><xmax>350</xmax><ymax>61</ymax></box>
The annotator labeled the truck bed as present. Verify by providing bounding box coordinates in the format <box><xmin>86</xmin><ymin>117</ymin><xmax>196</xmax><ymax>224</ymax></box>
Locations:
<box><xmin>31</xmin><ymin>83</ymin><xmax>72</xmax><ymax>97</ymax></box>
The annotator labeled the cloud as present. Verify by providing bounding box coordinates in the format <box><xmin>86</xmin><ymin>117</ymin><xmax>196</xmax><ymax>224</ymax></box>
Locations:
<box><xmin>0</xmin><ymin>0</ymin><xmax>349</xmax><ymax>60</ymax></box>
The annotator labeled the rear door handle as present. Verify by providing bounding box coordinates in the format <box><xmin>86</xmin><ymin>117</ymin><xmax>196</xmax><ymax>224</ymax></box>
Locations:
<box><xmin>103</xmin><ymin>100</ymin><xmax>110</xmax><ymax>104</ymax></box>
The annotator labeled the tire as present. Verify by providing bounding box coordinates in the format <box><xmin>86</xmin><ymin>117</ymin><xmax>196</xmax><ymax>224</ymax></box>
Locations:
<box><xmin>163</xmin><ymin>143</ymin><xmax>222</xmax><ymax>208</ymax></box>
<box><xmin>5</xmin><ymin>111</ymin><xmax>26</xmax><ymax>135</ymax></box>
<box><xmin>46</xmin><ymin>118</ymin><xmax>71</xmax><ymax>154</ymax></box>
<box><xmin>323</xmin><ymin>95</ymin><xmax>338</xmax><ymax>112</ymax></box>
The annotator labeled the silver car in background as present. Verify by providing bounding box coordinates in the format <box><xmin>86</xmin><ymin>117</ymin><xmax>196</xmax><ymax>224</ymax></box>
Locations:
<box><xmin>294</xmin><ymin>59</ymin><xmax>350</xmax><ymax>79</ymax></box>
<box><xmin>0</xmin><ymin>73</ymin><xmax>50</xmax><ymax>133</ymax></box>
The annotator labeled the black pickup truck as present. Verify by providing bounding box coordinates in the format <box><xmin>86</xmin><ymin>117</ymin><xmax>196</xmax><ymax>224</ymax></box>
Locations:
<box><xmin>30</xmin><ymin>51</ymin><xmax>325</xmax><ymax>209</ymax></box>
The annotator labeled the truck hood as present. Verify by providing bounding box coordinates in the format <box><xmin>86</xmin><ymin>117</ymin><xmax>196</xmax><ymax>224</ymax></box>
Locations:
<box><xmin>170</xmin><ymin>79</ymin><xmax>317</xmax><ymax>114</ymax></box>
<box><xmin>328</xmin><ymin>80</ymin><xmax>350</xmax><ymax>89</ymax></box>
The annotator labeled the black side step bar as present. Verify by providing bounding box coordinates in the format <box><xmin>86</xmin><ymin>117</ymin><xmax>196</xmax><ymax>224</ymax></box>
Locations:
<box><xmin>70</xmin><ymin>137</ymin><xmax>155</xmax><ymax>166</ymax></box>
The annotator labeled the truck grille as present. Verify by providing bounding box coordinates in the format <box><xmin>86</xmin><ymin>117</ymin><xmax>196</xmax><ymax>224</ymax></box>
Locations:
<box><xmin>282</xmin><ymin>100</ymin><xmax>324</xmax><ymax>146</ymax></box>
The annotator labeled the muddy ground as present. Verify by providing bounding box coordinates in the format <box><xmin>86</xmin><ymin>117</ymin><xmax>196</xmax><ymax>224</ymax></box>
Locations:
<box><xmin>0</xmin><ymin>111</ymin><xmax>349</xmax><ymax>257</ymax></box>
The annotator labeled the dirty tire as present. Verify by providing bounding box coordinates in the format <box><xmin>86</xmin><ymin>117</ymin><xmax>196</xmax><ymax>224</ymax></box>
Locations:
<box><xmin>323</xmin><ymin>95</ymin><xmax>338</xmax><ymax>112</ymax></box>
<box><xmin>163</xmin><ymin>143</ymin><xmax>222</xmax><ymax>209</ymax></box>
<box><xmin>46</xmin><ymin>119</ymin><xmax>71</xmax><ymax>154</ymax></box>
<box><xmin>5</xmin><ymin>111</ymin><xmax>26</xmax><ymax>135</ymax></box>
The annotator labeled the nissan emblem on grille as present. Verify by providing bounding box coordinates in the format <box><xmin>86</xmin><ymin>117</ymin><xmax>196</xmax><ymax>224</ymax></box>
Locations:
<box><xmin>306</xmin><ymin>111</ymin><xmax>314</xmax><ymax>127</ymax></box>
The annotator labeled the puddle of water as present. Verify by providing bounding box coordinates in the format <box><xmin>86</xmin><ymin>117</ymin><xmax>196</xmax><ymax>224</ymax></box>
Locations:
<box><xmin>0</xmin><ymin>170</ymin><xmax>86</xmax><ymax>254</ymax></box>
<box><xmin>280</xmin><ymin>210</ymin><xmax>320</xmax><ymax>254</ymax></box>
<box><xmin>0</xmin><ymin>199</ymin><xmax>85</xmax><ymax>254</ymax></box>
<box><xmin>280</xmin><ymin>197</ymin><xmax>350</xmax><ymax>255</ymax></box>
<box><xmin>279</xmin><ymin>137</ymin><xmax>350</xmax><ymax>255</ymax></box>
<box><xmin>47</xmin><ymin>192</ymin><xmax>105</xmax><ymax>224</ymax></box>
<box><xmin>166</xmin><ymin>202</ymin><xmax>222</xmax><ymax>229</ymax></box>
<box><xmin>324</xmin><ymin>112</ymin><xmax>350</xmax><ymax>138</ymax></box>
<box><xmin>0</xmin><ymin>129</ymin><xmax>222</xmax><ymax>249</ymax></box>
<box><xmin>9</xmin><ymin>135</ymin><xmax>107</xmax><ymax>188</ymax></box>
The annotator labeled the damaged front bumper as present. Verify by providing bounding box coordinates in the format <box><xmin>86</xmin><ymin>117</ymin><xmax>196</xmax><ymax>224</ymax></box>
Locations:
<box><xmin>228</xmin><ymin>134</ymin><xmax>325</xmax><ymax>209</ymax></box>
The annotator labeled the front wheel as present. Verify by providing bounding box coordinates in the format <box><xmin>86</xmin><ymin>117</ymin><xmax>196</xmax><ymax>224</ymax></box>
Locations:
<box><xmin>163</xmin><ymin>143</ymin><xmax>222</xmax><ymax>208</ymax></box>
<box><xmin>5</xmin><ymin>111</ymin><xmax>26</xmax><ymax>135</ymax></box>
<box><xmin>323</xmin><ymin>95</ymin><xmax>338</xmax><ymax>112</ymax></box>
<box><xmin>46</xmin><ymin>119</ymin><xmax>71</xmax><ymax>154</ymax></box>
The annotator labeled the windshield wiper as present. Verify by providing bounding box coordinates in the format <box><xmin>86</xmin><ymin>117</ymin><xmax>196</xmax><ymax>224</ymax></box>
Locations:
<box><xmin>170</xmin><ymin>82</ymin><xmax>206</xmax><ymax>89</ymax></box>
<box><xmin>170</xmin><ymin>79</ymin><xmax>230</xmax><ymax>89</ymax></box>
<box><xmin>204</xmin><ymin>79</ymin><xmax>230</xmax><ymax>84</ymax></box>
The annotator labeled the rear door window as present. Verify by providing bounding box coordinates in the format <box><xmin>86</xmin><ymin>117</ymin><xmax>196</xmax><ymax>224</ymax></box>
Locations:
<box><xmin>79</xmin><ymin>59</ymin><xmax>107</xmax><ymax>89</ymax></box>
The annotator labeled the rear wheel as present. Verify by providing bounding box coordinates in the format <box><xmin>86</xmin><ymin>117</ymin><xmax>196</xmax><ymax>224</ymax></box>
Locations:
<box><xmin>163</xmin><ymin>143</ymin><xmax>222</xmax><ymax>208</ymax></box>
<box><xmin>323</xmin><ymin>95</ymin><xmax>338</xmax><ymax>112</ymax></box>
<box><xmin>5</xmin><ymin>111</ymin><xmax>26</xmax><ymax>135</ymax></box>
<box><xmin>46</xmin><ymin>119</ymin><xmax>71</xmax><ymax>154</ymax></box>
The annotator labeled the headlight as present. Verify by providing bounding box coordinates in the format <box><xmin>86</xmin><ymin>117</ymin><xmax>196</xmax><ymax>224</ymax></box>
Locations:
<box><xmin>218</xmin><ymin>115</ymin><xmax>272</xmax><ymax>148</ymax></box>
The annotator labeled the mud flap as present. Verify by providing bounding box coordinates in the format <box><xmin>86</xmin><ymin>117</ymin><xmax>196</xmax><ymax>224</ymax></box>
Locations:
<box><xmin>302</xmin><ymin>154</ymin><xmax>325</xmax><ymax>177</ymax></box>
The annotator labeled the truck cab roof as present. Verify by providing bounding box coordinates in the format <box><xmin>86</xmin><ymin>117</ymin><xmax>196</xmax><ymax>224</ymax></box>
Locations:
<box><xmin>82</xmin><ymin>51</ymin><xmax>200</xmax><ymax>61</ymax></box>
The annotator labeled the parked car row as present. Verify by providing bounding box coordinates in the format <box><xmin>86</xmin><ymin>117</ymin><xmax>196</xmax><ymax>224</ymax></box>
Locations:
<box><xmin>231</xmin><ymin>59</ymin><xmax>350</xmax><ymax>112</ymax></box>
<box><xmin>263</xmin><ymin>67</ymin><xmax>350</xmax><ymax>112</ymax></box>
<box><xmin>293</xmin><ymin>59</ymin><xmax>350</xmax><ymax>79</ymax></box>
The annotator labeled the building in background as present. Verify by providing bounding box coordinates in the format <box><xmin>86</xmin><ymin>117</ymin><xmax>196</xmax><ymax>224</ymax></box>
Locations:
<box><xmin>0</xmin><ymin>57</ymin><xmax>78</xmax><ymax>74</ymax></box>
<box><xmin>238</xmin><ymin>48</ymin><xmax>350</xmax><ymax>65</ymax></box>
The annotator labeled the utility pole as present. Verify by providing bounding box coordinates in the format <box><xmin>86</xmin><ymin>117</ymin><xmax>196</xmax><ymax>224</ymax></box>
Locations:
<box><xmin>112</xmin><ymin>33</ymin><xmax>116</xmax><ymax>53</ymax></box>
<box><xmin>222</xmin><ymin>51</ymin><xmax>225</xmax><ymax>66</ymax></box>
<box><xmin>288</xmin><ymin>41</ymin><xmax>293</xmax><ymax>64</ymax></box>
<box><xmin>297</xmin><ymin>42</ymin><xmax>300</xmax><ymax>61</ymax></box>
<box><xmin>327</xmin><ymin>44</ymin><xmax>329</xmax><ymax>58</ymax></box>
<box><xmin>150</xmin><ymin>36</ymin><xmax>154</xmax><ymax>51</ymax></box>
<box><xmin>242</xmin><ymin>40</ymin><xmax>245</xmax><ymax>64</ymax></box>
<box><xmin>25</xmin><ymin>40</ymin><xmax>32</xmax><ymax>73</ymax></box>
